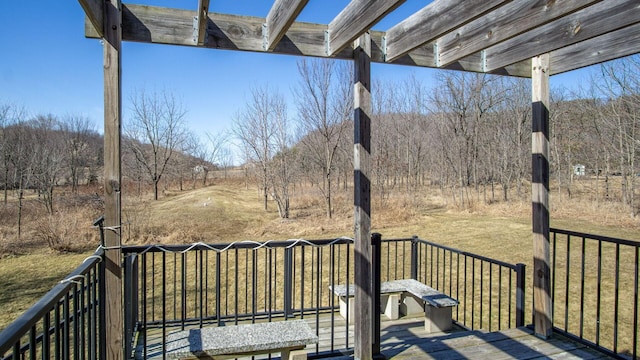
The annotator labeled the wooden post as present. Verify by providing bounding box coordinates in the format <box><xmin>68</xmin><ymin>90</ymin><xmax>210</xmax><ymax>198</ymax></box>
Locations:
<box><xmin>103</xmin><ymin>0</ymin><xmax>124</xmax><ymax>358</ymax></box>
<box><xmin>531</xmin><ymin>54</ymin><xmax>552</xmax><ymax>338</ymax></box>
<box><xmin>353</xmin><ymin>32</ymin><xmax>376</xmax><ymax>360</ymax></box>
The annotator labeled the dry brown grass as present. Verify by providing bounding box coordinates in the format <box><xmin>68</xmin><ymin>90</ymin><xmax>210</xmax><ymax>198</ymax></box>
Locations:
<box><xmin>1</xmin><ymin>176</ymin><xmax>638</xmax><ymax>348</ymax></box>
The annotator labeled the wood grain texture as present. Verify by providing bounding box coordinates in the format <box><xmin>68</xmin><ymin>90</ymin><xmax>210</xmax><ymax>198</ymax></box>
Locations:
<box><xmin>84</xmin><ymin>4</ymin><xmax>532</xmax><ymax>77</ymax></box>
<box><xmin>195</xmin><ymin>0</ymin><xmax>210</xmax><ymax>46</ymax></box>
<box><xmin>328</xmin><ymin>0</ymin><xmax>405</xmax><ymax>56</ymax></box>
<box><xmin>138</xmin><ymin>316</ymin><xmax>608</xmax><ymax>359</ymax></box>
<box><xmin>266</xmin><ymin>0</ymin><xmax>309</xmax><ymax>51</ymax></box>
<box><xmin>82</xmin><ymin>1</ymin><xmax>640</xmax><ymax>78</ymax></box>
<box><xmin>78</xmin><ymin>0</ymin><xmax>104</xmax><ymax>38</ymax></box>
<box><xmin>484</xmin><ymin>0</ymin><xmax>640</xmax><ymax>72</ymax></box>
<box><xmin>385</xmin><ymin>0</ymin><xmax>509</xmax><ymax>63</ymax></box>
<box><xmin>437</xmin><ymin>0</ymin><xmax>601</xmax><ymax>67</ymax></box>
<box><xmin>531</xmin><ymin>54</ymin><xmax>552</xmax><ymax>339</ymax></box>
<box><xmin>550</xmin><ymin>22</ymin><xmax>640</xmax><ymax>74</ymax></box>
<box><xmin>103</xmin><ymin>0</ymin><xmax>124</xmax><ymax>359</ymax></box>
<box><xmin>353</xmin><ymin>32</ymin><xmax>373</xmax><ymax>360</ymax></box>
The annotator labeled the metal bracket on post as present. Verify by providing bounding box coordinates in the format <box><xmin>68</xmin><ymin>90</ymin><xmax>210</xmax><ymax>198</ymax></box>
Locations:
<box><xmin>262</xmin><ymin>23</ymin><xmax>269</xmax><ymax>51</ymax></box>
<box><xmin>93</xmin><ymin>216</ymin><xmax>105</xmax><ymax>248</ymax></box>
<box><xmin>481</xmin><ymin>50</ymin><xmax>488</xmax><ymax>73</ymax></box>
<box><xmin>381</xmin><ymin>36</ymin><xmax>387</xmax><ymax>62</ymax></box>
<box><xmin>433</xmin><ymin>42</ymin><xmax>440</xmax><ymax>67</ymax></box>
<box><xmin>324</xmin><ymin>30</ymin><xmax>331</xmax><ymax>56</ymax></box>
<box><xmin>193</xmin><ymin>16</ymin><xmax>199</xmax><ymax>44</ymax></box>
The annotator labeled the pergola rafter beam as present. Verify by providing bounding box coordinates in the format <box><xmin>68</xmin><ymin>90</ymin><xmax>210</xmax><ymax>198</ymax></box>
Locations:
<box><xmin>195</xmin><ymin>0</ymin><xmax>210</xmax><ymax>46</ymax></box>
<box><xmin>327</xmin><ymin>0</ymin><xmax>405</xmax><ymax>57</ymax></box>
<box><xmin>436</xmin><ymin>0</ymin><xmax>602</xmax><ymax>68</ymax></box>
<box><xmin>384</xmin><ymin>0</ymin><xmax>509</xmax><ymax>63</ymax></box>
<box><xmin>265</xmin><ymin>0</ymin><xmax>309</xmax><ymax>51</ymax></box>
<box><xmin>84</xmin><ymin>4</ymin><xmax>532</xmax><ymax>77</ymax></box>
<box><xmin>550</xmin><ymin>22</ymin><xmax>640</xmax><ymax>74</ymax></box>
<box><xmin>484</xmin><ymin>0</ymin><xmax>640</xmax><ymax>72</ymax></box>
<box><xmin>78</xmin><ymin>0</ymin><xmax>104</xmax><ymax>38</ymax></box>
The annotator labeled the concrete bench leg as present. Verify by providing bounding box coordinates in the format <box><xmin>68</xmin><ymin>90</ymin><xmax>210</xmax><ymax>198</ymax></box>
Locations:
<box><xmin>281</xmin><ymin>348</ymin><xmax>307</xmax><ymax>360</ymax></box>
<box><xmin>424</xmin><ymin>305</ymin><xmax>452</xmax><ymax>333</ymax></box>
<box><xmin>400</xmin><ymin>294</ymin><xmax>424</xmax><ymax>316</ymax></box>
<box><xmin>382</xmin><ymin>293</ymin><xmax>400</xmax><ymax>320</ymax></box>
<box><xmin>339</xmin><ymin>296</ymin><xmax>354</xmax><ymax>322</ymax></box>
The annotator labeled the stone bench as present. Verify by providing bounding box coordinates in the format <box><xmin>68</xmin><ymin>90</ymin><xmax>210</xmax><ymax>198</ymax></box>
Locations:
<box><xmin>165</xmin><ymin>320</ymin><xmax>318</xmax><ymax>359</ymax></box>
<box><xmin>329</xmin><ymin>279</ymin><xmax>458</xmax><ymax>333</ymax></box>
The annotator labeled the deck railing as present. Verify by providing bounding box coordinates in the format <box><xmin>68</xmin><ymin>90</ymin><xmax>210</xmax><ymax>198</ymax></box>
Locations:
<box><xmin>122</xmin><ymin>235</ymin><xmax>525</xmax><ymax>358</ymax></box>
<box><xmin>401</xmin><ymin>237</ymin><xmax>526</xmax><ymax>331</ymax></box>
<box><xmin>0</xmin><ymin>232</ymin><xmax>527</xmax><ymax>360</ymax></box>
<box><xmin>0</xmin><ymin>248</ymin><xmax>105</xmax><ymax>360</ymax></box>
<box><xmin>550</xmin><ymin>228</ymin><xmax>640</xmax><ymax>360</ymax></box>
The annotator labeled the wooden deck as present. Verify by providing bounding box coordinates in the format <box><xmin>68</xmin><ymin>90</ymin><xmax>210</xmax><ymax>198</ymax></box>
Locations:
<box><xmin>135</xmin><ymin>313</ymin><xmax>613</xmax><ymax>359</ymax></box>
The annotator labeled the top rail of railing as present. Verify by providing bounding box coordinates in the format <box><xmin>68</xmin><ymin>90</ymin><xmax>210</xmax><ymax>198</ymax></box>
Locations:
<box><xmin>0</xmin><ymin>247</ymin><xmax>104</xmax><ymax>356</ymax></box>
<box><xmin>121</xmin><ymin>237</ymin><xmax>355</xmax><ymax>255</ymax></box>
<box><xmin>385</xmin><ymin>236</ymin><xmax>522</xmax><ymax>271</ymax></box>
<box><xmin>551</xmin><ymin>227</ymin><xmax>640</xmax><ymax>247</ymax></box>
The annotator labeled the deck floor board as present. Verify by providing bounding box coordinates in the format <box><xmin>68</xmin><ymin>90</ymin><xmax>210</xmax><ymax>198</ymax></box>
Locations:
<box><xmin>135</xmin><ymin>313</ymin><xmax>614</xmax><ymax>359</ymax></box>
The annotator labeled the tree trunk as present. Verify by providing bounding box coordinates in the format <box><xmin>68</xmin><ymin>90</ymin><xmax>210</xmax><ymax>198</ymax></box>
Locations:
<box><xmin>263</xmin><ymin>185</ymin><xmax>268</xmax><ymax>211</ymax></box>
<box><xmin>17</xmin><ymin>189</ymin><xmax>23</xmax><ymax>239</ymax></box>
<box><xmin>326</xmin><ymin>174</ymin><xmax>332</xmax><ymax>218</ymax></box>
<box><xmin>154</xmin><ymin>178</ymin><xmax>159</xmax><ymax>200</ymax></box>
<box><xmin>3</xmin><ymin>166</ymin><xmax>7</xmax><ymax>206</ymax></box>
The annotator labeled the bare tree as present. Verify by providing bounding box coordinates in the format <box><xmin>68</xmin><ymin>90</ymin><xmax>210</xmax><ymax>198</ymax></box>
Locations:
<box><xmin>429</xmin><ymin>72</ymin><xmax>497</xmax><ymax>207</ymax></box>
<box><xmin>219</xmin><ymin>147</ymin><xmax>235</xmax><ymax>179</ymax></box>
<box><xmin>125</xmin><ymin>89</ymin><xmax>189</xmax><ymax>200</ymax></box>
<box><xmin>173</xmin><ymin>131</ymin><xmax>201</xmax><ymax>190</ymax></box>
<box><xmin>203</xmin><ymin>131</ymin><xmax>230</xmax><ymax>185</ymax></box>
<box><xmin>0</xmin><ymin>102</ymin><xmax>26</xmax><ymax>205</ymax></box>
<box><xmin>60</xmin><ymin>115</ymin><xmax>98</xmax><ymax>193</ymax></box>
<box><xmin>30</xmin><ymin>115</ymin><xmax>67</xmax><ymax>214</ymax></box>
<box><xmin>490</xmin><ymin>77</ymin><xmax>531</xmax><ymax>202</ymax></box>
<box><xmin>233</xmin><ymin>85</ymin><xmax>282</xmax><ymax>212</ymax></box>
<box><xmin>294</xmin><ymin>58</ymin><xmax>352</xmax><ymax>218</ymax></box>
<box><xmin>269</xmin><ymin>98</ymin><xmax>294</xmax><ymax>218</ymax></box>
<box><xmin>593</xmin><ymin>57</ymin><xmax>640</xmax><ymax>214</ymax></box>
<box><xmin>5</xmin><ymin>120</ymin><xmax>38</xmax><ymax>237</ymax></box>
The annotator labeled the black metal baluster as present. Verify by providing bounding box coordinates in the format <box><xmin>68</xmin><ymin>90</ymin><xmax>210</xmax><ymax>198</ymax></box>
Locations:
<box><xmin>564</xmin><ymin>235</ymin><xmax>571</xmax><ymax>332</ymax></box>
<box><xmin>162</xmin><ymin>252</ymin><xmax>167</xmax><ymax>358</ymax></box>
<box><xmin>580</xmin><ymin>237</ymin><xmax>586</xmax><ymax>339</ymax></box>
<box><xmin>498</xmin><ymin>267</ymin><xmax>502</xmax><ymax>330</ymax></box>
<box><xmin>142</xmin><ymin>253</ymin><xmax>147</xmax><ymax>360</ymax></box>
<box><xmin>43</xmin><ymin>312</ymin><xmax>51</xmax><ymax>360</ymax></box>
<box><xmin>614</xmin><ymin>243</ymin><xmax>620</xmax><ymax>353</ymax></box>
<box><xmin>216</xmin><ymin>252</ymin><xmax>222</xmax><ymax>326</ymax></box>
<box><xmin>471</xmin><ymin>258</ymin><xmax>476</xmax><ymax>329</ymax></box>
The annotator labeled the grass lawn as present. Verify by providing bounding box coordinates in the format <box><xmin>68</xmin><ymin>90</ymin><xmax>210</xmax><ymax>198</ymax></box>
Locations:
<box><xmin>1</xmin><ymin>181</ymin><xmax>638</xmax><ymax>349</ymax></box>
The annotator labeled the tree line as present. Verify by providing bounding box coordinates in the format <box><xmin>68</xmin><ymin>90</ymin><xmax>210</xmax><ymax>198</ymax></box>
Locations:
<box><xmin>2</xmin><ymin>55</ymin><xmax>639</xmax><ymax>227</ymax></box>
<box><xmin>234</xmin><ymin>57</ymin><xmax>640</xmax><ymax>218</ymax></box>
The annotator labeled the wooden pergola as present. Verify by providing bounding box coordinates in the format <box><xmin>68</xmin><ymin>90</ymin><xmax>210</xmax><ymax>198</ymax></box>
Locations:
<box><xmin>77</xmin><ymin>0</ymin><xmax>640</xmax><ymax>359</ymax></box>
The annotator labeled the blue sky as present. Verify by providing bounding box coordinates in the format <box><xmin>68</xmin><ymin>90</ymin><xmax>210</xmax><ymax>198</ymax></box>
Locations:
<box><xmin>1</xmin><ymin>1</ymin><xmax>593</xmax><ymax>146</ymax></box>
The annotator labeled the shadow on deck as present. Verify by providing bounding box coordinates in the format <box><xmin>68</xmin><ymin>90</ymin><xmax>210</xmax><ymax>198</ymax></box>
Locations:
<box><xmin>136</xmin><ymin>313</ymin><xmax>613</xmax><ymax>359</ymax></box>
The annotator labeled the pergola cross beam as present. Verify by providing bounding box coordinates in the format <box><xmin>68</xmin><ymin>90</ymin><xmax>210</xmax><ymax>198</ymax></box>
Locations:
<box><xmin>484</xmin><ymin>0</ymin><xmax>640</xmax><ymax>72</ymax></box>
<box><xmin>384</xmin><ymin>0</ymin><xmax>509</xmax><ymax>63</ymax></box>
<box><xmin>436</xmin><ymin>0</ymin><xmax>601</xmax><ymax>68</ymax></box>
<box><xmin>78</xmin><ymin>0</ymin><xmax>103</xmax><ymax>38</ymax></box>
<box><xmin>265</xmin><ymin>0</ymin><xmax>309</xmax><ymax>51</ymax></box>
<box><xmin>327</xmin><ymin>0</ymin><xmax>405</xmax><ymax>57</ymax></box>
